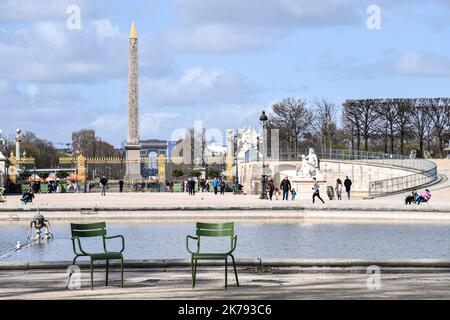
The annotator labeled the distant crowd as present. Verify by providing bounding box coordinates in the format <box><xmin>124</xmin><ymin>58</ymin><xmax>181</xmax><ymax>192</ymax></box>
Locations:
<box><xmin>265</xmin><ymin>175</ymin><xmax>353</xmax><ymax>204</ymax></box>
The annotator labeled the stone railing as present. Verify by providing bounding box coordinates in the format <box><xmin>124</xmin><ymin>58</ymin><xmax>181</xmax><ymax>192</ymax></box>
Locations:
<box><xmin>268</xmin><ymin>148</ymin><xmax>438</xmax><ymax>198</ymax></box>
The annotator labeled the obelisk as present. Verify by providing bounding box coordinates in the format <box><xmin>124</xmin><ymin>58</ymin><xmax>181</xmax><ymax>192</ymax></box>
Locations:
<box><xmin>124</xmin><ymin>22</ymin><xmax>142</xmax><ymax>181</ymax></box>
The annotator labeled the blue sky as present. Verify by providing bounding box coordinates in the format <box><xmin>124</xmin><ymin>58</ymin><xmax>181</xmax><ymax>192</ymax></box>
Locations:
<box><xmin>1</xmin><ymin>0</ymin><xmax>450</xmax><ymax>147</ymax></box>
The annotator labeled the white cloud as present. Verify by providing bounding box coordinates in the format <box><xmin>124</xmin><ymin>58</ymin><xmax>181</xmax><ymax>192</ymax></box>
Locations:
<box><xmin>90</xmin><ymin>111</ymin><xmax>182</xmax><ymax>143</ymax></box>
<box><xmin>168</xmin><ymin>24</ymin><xmax>283</xmax><ymax>53</ymax></box>
<box><xmin>33</xmin><ymin>21</ymin><xmax>68</xmax><ymax>49</ymax></box>
<box><xmin>142</xmin><ymin>67</ymin><xmax>258</xmax><ymax>107</ymax></box>
<box><xmin>320</xmin><ymin>50</ymin><xmax>450</xmax><ymax>79</ymax></box>
<box><xmin>94</xmin><ymin>19</ymin><xmax>120</xmax><ymax>39</ymax></box>
<box><xmin>167</xmin><ymin>0</ymin><xmax>366</xmax><ymax>53</ymax></box>
<box><xmin>387</xmin><ymin>51</ymin><xmax>450</xmax><ymax>77</ymax></box>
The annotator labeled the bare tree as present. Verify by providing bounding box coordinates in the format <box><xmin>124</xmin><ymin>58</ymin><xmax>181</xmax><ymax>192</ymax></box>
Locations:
<box><xmin>392</xmin><ymin>99</ymin><xmax>413</xmax><ymax>156</ymax></box>
<box><xmin>343</xmin><ymin>100</ymin><xmax>362</xmax><ymax>150</ymax></box>
<box><xmin>312</xmin><ymin>99</ymin><xmax>337</xmax><ymax>151</ymax></box>
<box><xmin>425</xmin><ymin>98</ymin><xmax>450</xmax><ymax>158</ymax></box>
<box><xmin>343</xmin><ymin>99</ymin><xmax>380</xmax><ymax>151</ymax></box>
<box><xmin>267</xmin><ymin>98</ymin><xmax>313</xmax><ymax>156</ymax></box>
<box><xmin>411</xmin><ymin>99</ymin><xmax>432</xmax><ymax>158</ymax></box>
<box><xmin>359</xmin><ymin>99</ymin><xmax>382</xmax><ymax>151</ymax></box>
<box><xmin>378</xmin><ymin>99</ymin><xmax>397</xmax><ymax>154</ymax></box>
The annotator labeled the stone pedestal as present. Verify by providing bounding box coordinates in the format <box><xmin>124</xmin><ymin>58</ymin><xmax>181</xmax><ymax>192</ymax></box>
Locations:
<box><xmin>125</xmin><ymin>145</ymin><xmax>142</xmax><ymax>181</ymax></box>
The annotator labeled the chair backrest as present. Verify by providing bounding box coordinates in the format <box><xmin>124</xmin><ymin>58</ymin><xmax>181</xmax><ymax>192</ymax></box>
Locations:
<box><xmin>196</xmin><ymin>222</ymin><xmax>234</xmax><ymax>237</ymax></box>
<box><xmin>71</xmin><ymin>222</ymin><xmax>107</xmax><ymax>238</ymax></box>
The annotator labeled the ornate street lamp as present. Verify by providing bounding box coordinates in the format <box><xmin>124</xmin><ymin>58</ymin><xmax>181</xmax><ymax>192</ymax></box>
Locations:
<box><xmin>259</xmin><ymin>111</ymin><xmax>268</xmax><ymax>199</ymax></box>
<box><xmin>5</xmin><ymin>160</ymin><xmax>10</xmax><ymax>192</ymax></box>
<box><xmin>233</xmin><ymin>132</ymin><xmax>239</xmax><ymax>194</ymax></box>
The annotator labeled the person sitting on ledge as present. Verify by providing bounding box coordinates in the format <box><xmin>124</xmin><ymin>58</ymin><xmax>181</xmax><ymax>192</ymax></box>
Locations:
<box><xmin>405</xmin><ymin>189</ymin><xmax>418</xmax><ymax>205</ymax></box>
<box><xmin>416</xmin><ymin>189</ymin><xmax>431</xmax><ymax>204</ymax></box>
<box><xmin>21</xmin><ymin>188</ymin><xmax>35</xmax><ymax>204</ymax></box>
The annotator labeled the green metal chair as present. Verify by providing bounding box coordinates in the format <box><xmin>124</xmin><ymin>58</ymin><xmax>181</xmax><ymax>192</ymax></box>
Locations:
<box><xmin>186</xmin><ymin>222</ymin><xmax>239</xmax><ymax>289</ymax></box>
<box><xmin>0</xmin><ymin>187</ymin><xmax>6</xmax><ymax>204</ymax></box>
<box><xmin>70</xmin><ymin>222</ymin><xmax>125</xmax><ymax>290</ymax></box>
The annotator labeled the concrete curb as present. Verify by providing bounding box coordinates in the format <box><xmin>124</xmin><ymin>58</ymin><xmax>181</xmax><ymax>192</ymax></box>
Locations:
<box><xmin>2</xmin><ymin>205</ymin><xmax>450</xmax><ymax>213</ymax></box>
<box><xmin>2</xmin><ymin>259</ymin><xmax>450</xmax><ymax>270</ymax></box>
<box><xmin>3</xmin><ymin>209</ymin><xmax>450</xmax><ymax>223</ymax></box>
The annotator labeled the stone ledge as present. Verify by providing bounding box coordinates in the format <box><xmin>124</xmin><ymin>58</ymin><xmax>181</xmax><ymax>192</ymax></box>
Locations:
<box><xmin>2</xmin><ymin>259</ymin><xmax>450</xmax><ymax>270</ymax></box>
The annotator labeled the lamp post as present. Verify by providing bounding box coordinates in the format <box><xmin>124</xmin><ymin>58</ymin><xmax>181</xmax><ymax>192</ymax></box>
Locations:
<box><xmin>259</xmin><ymin>111</ymin><xmax>268</xmax><ymax>200</ymax></box>
<box><xmin>5</xmin><ymin>160</ymin><xmax>9</xmax><ymax>192</ymax></box>
<box><xmin>233</xmin><ymin>132</ymin><xmax>239</xmax><ymax>194</ymax></box>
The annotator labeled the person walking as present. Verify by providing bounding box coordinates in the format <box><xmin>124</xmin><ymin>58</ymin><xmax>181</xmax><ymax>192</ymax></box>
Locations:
<box><xmin>335</xmin><ymin>178</ymin><xmax>343</xmax><ymax>200</ymax></box>
<box><xmin>280</xmin><ymin>176</ymin><xmax>291</xmax><ymax>201</ymax></box>
<box><xmin>190</xmin><ymin>178</ymin><xmax>196</xmax><ymax>195</ymax></box>
<box><xmin>100</xmin><ymin>176</ymin><xmax>108</xmax><ymax>196</ymax></box>
<box><xmin>274</xmin><ymin>187</ymin><xmax>280</xmax><ymax>200</ymax></box>
<box><xmin>312</xmin><ymin>177</ymin><xmax>325</xmax><ymax>204</ymax></box>
<box><xmin>290</xmin><ymin>188</ymin><xmax>297</xmax><ymax>201</ymax></box>
<box><xmin>200</xmin><ymin>179</ymin><xmax>205</xmax><ymax>192</ymax></box>
<box><xmin>187</xmin><ymin>178</ymin><xmax>193</xmax><ymax>195</ymax></box>
<box><xmin>344</xmin><ymin>176</ymin><xmax>352</xmax><ymax>200</ymax></box>
<box><xmin>212</xmin><ymin>177</ymin><xmax>219</xmax><ymax>195</ymax></box>
<box><xmin>220</xmin><ymin>178</ymin><xmax>226</xmax><ymax>195</ymax></box>
<box><xmin>119</xmin><ymin>179</ymin><xmax>124</xmax><ymax>193</ymax></box>
<box><xmin>267</xmin><ymin>179</ymin><xmax>275</xmax><ymax>201</ymax></box>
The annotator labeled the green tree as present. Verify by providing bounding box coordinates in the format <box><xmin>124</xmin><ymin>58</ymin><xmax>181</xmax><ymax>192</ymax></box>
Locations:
<box><xmin>171</xmin><ymin>169</ymin><xmax>184</xmax><ymax>179</ymax></box>
<box><xmin>56</xmin><ymin>171</ymin><xmax>69</xmax><ymax>180</ymax></box>
<box><xmin>207</xmin><ymin>168</ymin><xmax>221</xmax><ymax>179</ymax></box>
<box><xmin>188</xmin><ymin>169</ymin><xmax>202</xmax><ymax>178</ymax></box>
<box><xmin>18</xmin><ymin>169</ymin><xmax>32</xmax><ymax>183</ymax></box>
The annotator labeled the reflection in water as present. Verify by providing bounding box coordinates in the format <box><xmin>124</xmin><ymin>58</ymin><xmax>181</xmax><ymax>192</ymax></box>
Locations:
<box><xmin>1</xmin><ymin>220</ymin><xmax>450</xmax><ymax>262</ymax></box>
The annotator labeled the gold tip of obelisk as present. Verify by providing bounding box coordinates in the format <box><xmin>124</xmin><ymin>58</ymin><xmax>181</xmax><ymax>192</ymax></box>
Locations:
<box><xmin>129</xmin><ymin>22</ymin><xmax>138</xmax><ymax>39</ymax></box>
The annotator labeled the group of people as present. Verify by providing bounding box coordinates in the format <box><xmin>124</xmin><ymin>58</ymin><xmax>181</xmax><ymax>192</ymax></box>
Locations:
<box><xmin>335</xmin><ymin>176</ymin><xmax>353</xmax><ymax>200</ymax></box>
<box><xmin>405</xmin><ymin>189</ymin><xmax>432</xmax><ymax>205</ymax></box>
<box><xmin>265</xmin><ymin>176</ymin><xmax>353</xmax><ymax>203</ymax></box>
<box><xmin>185</xmin><ymin>177</ymin><xmax>228</xmax><ymax>195</ymax></box>
<box><xmin>267</xmin><ymin>177</ymin><xmax>297</xmax><ymax>201</ymax></box>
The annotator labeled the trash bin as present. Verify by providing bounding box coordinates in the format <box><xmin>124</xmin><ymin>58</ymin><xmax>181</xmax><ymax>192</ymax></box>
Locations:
<box><xmin>326</xmin><ymin>186</ymin><xmax>334</xmax><ymax>200</ymax></box>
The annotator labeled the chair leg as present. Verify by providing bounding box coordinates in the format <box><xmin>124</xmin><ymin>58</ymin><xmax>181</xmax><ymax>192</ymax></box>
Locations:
<box><xmin>193</xmin><ymin>259</ymin><xmax>198</xmax><ymax>288</ymax></box>
<box><xmin>90</xmin><ymin>259</ymin><xmax>94</xmax><ymax>290</ymax></box>
<box><xmin>120</xmin><ymin>256</ymin><xmax>124</xmax><ymax>288</ymax></box>
<box><xmin>106</xmin><ymin>259</ymin><xmax>109</xmax><ymax>286</ymax></box>
<box><xmin>191</xmin><ymin>258</ymin><xmax>195</xmax><ymax>289</ymax></box>
<box><xmin>225</xmin><ymin>256</ymin><xmax>228</xmax><ymax>289</ymax></box>
<box><xmin>230</xmin><ymin>255</ymin><xmax>239</xmax><ymax>287</ymax></box>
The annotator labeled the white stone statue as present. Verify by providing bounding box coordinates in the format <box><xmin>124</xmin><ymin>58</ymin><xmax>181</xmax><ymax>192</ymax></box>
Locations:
<box><xmin>298</xmin><ymin>148</ymin><xmax>321</xmax><ymax>178</ymax></box>
<box><xmin>237</xmin><ymin>127</ymin><xmax>259</xmax><ymax>152</ymax></box>
<box><xmin>236</xmin><ymin>126</ymin><xmax>262</xmax><ymax>159</ymax></box>
<box><xmin>204</xmin><ymin>141</ymin><xmax>227</xmax><ymax>158</ymax></box>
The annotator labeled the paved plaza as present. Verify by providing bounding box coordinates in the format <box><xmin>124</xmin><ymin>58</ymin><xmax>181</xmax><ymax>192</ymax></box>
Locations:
<box><xmin>1</xmin><ymin>187</ymin><xmax>450</xmax><ymax>223</ymax></box>
<box><xmin>2</xmin><ymin>266</ymin><xmax>450</xmax><ymax>299</ymax></box>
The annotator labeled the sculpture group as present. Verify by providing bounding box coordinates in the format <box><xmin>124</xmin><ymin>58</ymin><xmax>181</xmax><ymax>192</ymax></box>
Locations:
<box><xmin>297</xmin><ymin>148</ymin><xmax>321</xmax><ymax>179</ymax></box>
